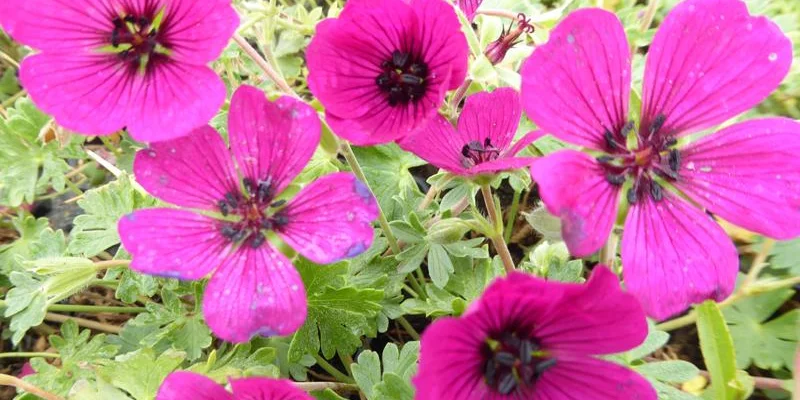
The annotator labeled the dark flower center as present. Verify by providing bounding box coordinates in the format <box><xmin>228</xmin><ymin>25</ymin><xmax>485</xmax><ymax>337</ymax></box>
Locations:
<box><xmin>216</xmin><ymin>178</ymin><xmax>289</xmax><ymax>249</ymax></box>
<box><xmin>599</xmin><ymin>114</ymin><xmax>680</xmax><ymax>203</ymax></box>
<box><xmin>375</xmin><ymin>50</ymin><xmax>429</xmax><ymax>107</ymax></box>
<box><xmin>482</xmin><ymin>332</ymin><xmax>555</xmax><ymax>395</ymax></box>
<box><xmin>461</xmin><ymin>138</ymin><xmax>500</xmax><ymax>168</ymax></box>
<box><xmin>110</xmin><ymin>12</ymin><xmax>166</xmax><ymax>72</ymax></box>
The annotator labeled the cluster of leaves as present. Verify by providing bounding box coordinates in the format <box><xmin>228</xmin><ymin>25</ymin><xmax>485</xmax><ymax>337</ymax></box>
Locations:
<box><xmin>0</xmin><ymin>0</ymin><xmax>799</xmax><ymax>399</ymax></box>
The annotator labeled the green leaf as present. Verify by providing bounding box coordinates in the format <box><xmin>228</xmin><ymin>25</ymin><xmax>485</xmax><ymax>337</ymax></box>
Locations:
<box><xmin>0</xmin><ymin>215</ymin><xmax>49</xmax><ymax>274</ymax></box>
<box><xmin>351</xmin><ymin>342</ymin><xmax>419</xmax><ymax>400</ymax></box>
<box><xmin>67</xmin><ymin>174</ymin><xmax>156</xmax><ymax>256</ymax></box>
<box><xmin>351</xmin><ymin>144</ymin><xmax>425</xmax><ymax>220</ymax></box>
<box><xmin>373</xmin><ymin>373</ymin><xmax>414</xmax><ymax>400</ymax></box>
<box><xmin>68</xmin><ymin>378</ymin><xmax>132</xmax><ymax>400</ymax></box>
<box><xmin>3</xmin><ymin>272</ymin><xmax>47</xmax><ymax>344</ymax></box>
<box><xmin>428</xmin><ymin>244</ymin><xmax>454</xmax><ymax>288</ymax></box>
<box><xmin>289</xmin><ymin>259</ymin><xmax>383</xmax><ymax>361</ymax></box>
<box><xmin>99</xmin><ymin>348</ymin><xmax>185</xmax><ymax>400</ymax></box>
<box><xmin>723</xmin><ymin>286</ymin><xmax>798</xmax><ymax>371</ymax></box>
<box><xmin>171</xmin><ymin>315</ymin><xmax>213</xmax><ymax>361</ymax></box>
<box><xmin>189</xmin><ymin>343</ymin><xmax>279</xmax><ymax>381</ymax></box>
<box><xmin>696</xmin><ymin>301</ymin><xmax>742</xmax><ymax>400</ymax></box>
<box><xmin>770</xmin><ymin>239</ymin><xmax>800</xmax><ymax>275</ymax></box>
<box><xmin>351</xmin><ymin>350</ymin><xmax>381</xmax><ymax>399</ymax></box>
<box><xmin>636</xmin><ymin>360</ymin><xmax>700</xmax><ymax>383</ymax></box>
<box><xmin>626</xmin><ymin>321</ymin><xmax>670</xmax><ymax>361</ymax></box>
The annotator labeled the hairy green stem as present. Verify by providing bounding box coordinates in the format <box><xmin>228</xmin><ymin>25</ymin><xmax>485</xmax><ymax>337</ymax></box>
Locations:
<box><xmin>232</xmin><ymin>33</ymin><xmax>296</xmax><ymax>96</ymax></box>
<box><xmin>313</xmin><ymin>354</ymin><xmax>355</xmax><ymax>384</ymax></box>
<box><xmin>480</xmin><ymin>185</ymin><xmax>515</xmax><ymax>274</ymax></box>
<box><xmin>340</xmin><ymin>142</ymin><xmax>401</xmax><ymax>254</ymax></box>
<box><xmin>294</xmin><ymin>381</ymin><xmax>359</xmax><ymax>392</ymax></box>
<box><xmin>0</xmin><ymin>300</ymin><xmax>142</xmax><ymax>314</ymax></box>
<box><xmin>44</xmin><ymin>313</ymin><xmax>122</xmax><ymax>334</ymax></box>
<box><xmin>0</xmin><ymin>374</ymin><xmax>63</xmax><ymax>400</ymax></box>
<box><xmin>396</xmin><ymin>316</ymin><xmax>421</xmax><ymax>341</ymax></box>
<box><xmin>639</xmin><ymin>0</ymin><xmax>662</xmax><ymax>32</ymax></box>
<box><xmin>503</xmin><ymin>189</ymin><xmax>522</xmax><ymax>243</ymax></box>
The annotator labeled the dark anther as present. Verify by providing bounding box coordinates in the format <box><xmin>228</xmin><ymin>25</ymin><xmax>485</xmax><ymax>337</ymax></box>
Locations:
<box><xmin>257</xmin><ymin>180</ymin><xmax>272</xmax><ymax>203</ymax></box>
<box><xmin>124</xmin><ymin>15</ymin><xmax>136</xmax><ymax>23</ymax></box>
<box><xmin>606</xmin><ymin>173</ymin><xmax>626</xmax><ymax>186</ymax></box>
<box><xmin>665</xmin><ymin>137</ymin><xmax>677</xmax><ymax>147</ymax></box>
<box><xmin>225</xmin><ymin>193</ymin><xmax>238</xmax><ymax>209</ymax></box>
<box><xmin>392</xmin><ymin>50</ymin><xmax>409</xmax><ymax>68</ymax></box>
<box><xmin>484</xmin><ymin>137</ymin><xmax>492</xmax><ymax>147</ymax></box>
<box><xmin>494</xmin><ymin>352</ymin><xmax>516</xmax><ymax>367</ymax></box>
<box><xmin>409</xmin><ymin>63</ymin><xmax>427</xmax><ymax>77</ymax></box>
<box><xmin>534</xmin><ymin>358</ymin><xmax>557</xmax><ymax>375</ymax></box>
<box><xmin>597</xmin><ymin>155</ymin><xmax>614</xmax><ymax>164</ymax></box>
<box><xmin>217</xmin><ymin>200</ymin><xmax>231</xmax><ymax>216</ymax></box>
<box><xmin>250</xmin><ymin>234</ymin><xmax>266</xmax><ymax>248</ymax></box>
<box><xmin>461</xmin><ymin>139</ymin><xmax>500</xmax><ymax>167</ymax></box>
<box><xmin>461</xmin><ymin>144</ymin><xmax>470</xmax><ymax>157</ymax></box>
<box><xmin>667</xmin><ymin>149</ymin><xmax>681</xmax><ymax>172</ymax></box>
<box><xmin>400</xmin><ymin>74</ymin><xmax>423</xmax><ymax>85</ymax></box>
<box><xmin>650</xmin><ymin>182</ymin><xmax>663</xmax><ymax>201</ymax></box>
<box><xmin>376</xmin><ymin>50</ymin><xmax>428</xmax><ymax>106</ymax></box>
<box><xmin>604</xmin><ymin>129</ymin><xmax>617</xmax><ymax>150</ymax></box>
<box><xmin>621</xmin><ymin>120</ymin><xmax>636</xmax><ymax>137</ymax></box>
<box><xmin>243</xmin><ymin>178</ymin><xmax>256</xmax><ymax>195</ymax></box>
<box><xmin>627</xmin><ymin>188</ymin><xmax>638</xmax><ymax>204</ymax></box>
<box><xmin>497</xmin><ymin>373</ymin><xmax>517</xmax><ymax>395</ymax></box>
<box><xmin>273</xmin><ymin>214</ymin><xmax>289</xmax><ymax>227</ymax></box>
<box><xmin>270</xmin><ymin>199</ymin><xmax>286</xmax><ymax>208</ymax></box>
<box><xmin>519</xmin><ymin>339</ymin><xmax>534</xmax><ymax>364</ymax></box>
<box><xmin>111</xmin><ymin>29</ymin><xmax>120</xmax><ymax>47</ymax></box>
<box><xmin>484</xmin><ymin>361</ymin><xmax>496</xmax><ymax>386</ymax></box>
<box><xmin>220</xmin><ymin>224</ymin><xmax>240</xmax><ymax>240</ymax></box>
<box><xmin>650</xmin><ymin>114</ymin><xmax>666</xmax><ymax>136</ymax></box>
<box><xmin>261</xmin><ymin>219</ymin><xmax>274</xmax><ymax>230</ymax></box>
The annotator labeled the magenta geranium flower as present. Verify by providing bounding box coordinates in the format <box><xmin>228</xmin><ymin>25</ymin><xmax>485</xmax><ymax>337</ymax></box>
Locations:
<box><xmin>0</xmin><ymin>0</ymin><xmax>238</xmax><ymax>142</ymax></box>
<box><xmin>415</xmin><ymin>266</ymin><xmax>655</xmax><ymax>399</ymax></box>
<box><xmin>118</xmin><ymin>85</ymin><xmax>379</xmax><ymax>342</ymax></box>
<box><xmin>306</xmin><ymin>0</ymin><xmax>469</xmax><ymax>145</ymax></box>
<box><xmin>156</xmin><ymin>371</ymin><xmax>311</xmax><ymax>400</ymax></box>
<box><xmin>457</xmin><ymin>0</ymin><xmax>482</xmax><ymax>22</ymax></box>
<box><xmin>399</xmin><ymin>88</ymin><xmax>540</xmax><ymax>177</ymax></box>
<box><xmin>522</xmin><ymin>0</ymin><xmax>799</xmax><ymax>319</ymax></box>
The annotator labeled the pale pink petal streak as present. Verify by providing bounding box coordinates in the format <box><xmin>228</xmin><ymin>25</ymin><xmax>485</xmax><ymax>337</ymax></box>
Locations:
<box><xmin>621</xmin><ymin>192</ymin><xmax>738</xmax><ymax>320</ymax></box>
<box><xmin>203</xmin><ymin>245</ymin><xmax>307</xmax><ymax>343</ymax></box>
<box><xmin>677</xmin><ymin>118</ymin><xmax>800</xmax><ymax>239</ymax></box>
<box><xmin>278</xmin><ymin>173</ymin><xmax>379</xmax><ymax>264</ymax></box>
<box><xmin>134</xmin><ymin>125</ymin><xmax>239</xmax><ymax>210</ymax></box>
<box><xmin>641</xmin><ymin>0</ymin><xmax>792</xmax><ymax>137</ymax></box>
<box><xmin>521</xmin><ymin>8</ymin><xmax>631</xmax><ymax>150</ymax></box>
<box><xmin>118</xmin><ymin>208</ymin><xmax>229</xmax><ymax>280</ymax></box>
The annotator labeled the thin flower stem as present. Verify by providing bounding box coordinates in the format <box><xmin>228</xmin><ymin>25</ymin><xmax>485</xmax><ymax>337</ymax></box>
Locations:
<box><xmin>407</xmin><ymin>273</ymin><xmax>427</xmax><ymax>301</ymax></box>
<box><xmin>639</xmin><ymin>0</ymin><xmax>662</xmax><ymax>32</ymax></box>
<box><xmin>396</xmin><ymin>316</ymin><xmax>421</xmax><ymax>340</ymax></box>
<box><xmin>339</xmin><ymin>353</ymin><xmax>355</xmax><ymax>376</ymax></box>
<box><xmin>480</xmin><ymin>185</ymin><xmax>515</xmax><ymax>274</ymax></box>
<box><xmin>503</xmin><ymin>189</ymin><xmax>522</xmax><ymax>243</ymax></box>
<box><xmin>476</xmin><ymin>9</ymin><xmax>517</xmax><ymax>20</ymax></box>
<box><xmin>402</xmin><ymin>284</ymin><xmax>420</xmax><ymax>298</ymax></box>
<box><xmin>743</xmin><ymin>239</ymin><xmax>773</xmax><ymax>287</ymax></box>
<box><xmin>313</xmin><ymin>354</ymin><xmax>355</xmax><ymax>384</ymax></box>
<box><xmin>44</xmin><ymin>313</ymin><xmax>122</xmax><ymax>334</ymax></box>
<box><xmin>418</xmin><ymin>175</ymin><xmax>454</xmax><ymax>211</ymax></box>
<box><xmin>232</xmin><ymin>33</ymin><xmax>296</xmax><ymax>97</ymax></box>
<box><xmin>340</xmin><ymin>142</ymin><xmax>401</xmax><ymax>254</ymax></box>
<box><xmin>93</xmin><ymin>259</ymin><xmax>131</xmax><ymax>270</ymax></box>
<box><xmin>448</xmin><ymin>79</ymin><xmax>473</xmax><ymax>119</ymax></box>
<box><xmin>294</xmin><ymin>382</ymin><xmax>359</xmax><ymax>392</ymax></box>
<box><xmin>0</xmin><ymin>374</ymin><xmax>63</xmax><ymax>400</ymax></box>
<box><xmin>0</xmin><ymin>300</ymin><xmax>143</xmax><ymax>314</ymax></box>
<box><xmin>598</xmin><ymin>231</ymin><xmax>620</xmax><ymax>267</ymax></box>
<box><xmin>1</xmin><ymin>89</ymin><xmax>27</xmax><ymax>108</ymax></box>
<box><xmin>0</xmin><ymin>50</ymin><xmax>19</xmax><ymax>68</ymax></box>
<box><xmin>655</xmin><ymin>276</ymin><xmax>800</xmax><ymax>331</ymax></box>
<box><xmin>0</xmin><ymin>352</ymin><xmax>60</xmax><ymax>360</ymax></box>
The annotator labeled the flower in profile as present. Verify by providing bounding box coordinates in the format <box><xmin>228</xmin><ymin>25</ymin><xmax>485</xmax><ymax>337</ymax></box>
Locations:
<box><xmin>399</xmin><ymin>88</ymin><xmax>539</xmax><ymax>177</ymax></box>
<box><xmin>457</xmin><ymin>0</ymin><xmax>482</xmax><ymax>22</ymax></box>
<box><xmin>485</xmin><ymin>14</ymin><xmax>535</xmax><ymax>65</ymax></box>
<box><xmin>118</xmin><ymin>85</ymin><xmax>379</xmax><ymax>342</ymax></box>
<box><xmin>522</xmin><ymin>0</ymin><xmax>799</xmax><ymax>319</ymax></box>
<box><xmin>415</xmin><ymin>267</ymin><xmax>655</xmax><ymax>399</ymax></box>
<box><xmin>0</xmin><ymin>0</ymin><xmax>238</xmax><ymax>142</ymax></box>
<box><xmin>306</xmin><ymin>0</ymin><xmax>469</xmax><ymax>145</ymax></box>
<box><xmin>156</xmin><ymin>371</ymin><xmax>311</xmax><ymax>400</ymax></box>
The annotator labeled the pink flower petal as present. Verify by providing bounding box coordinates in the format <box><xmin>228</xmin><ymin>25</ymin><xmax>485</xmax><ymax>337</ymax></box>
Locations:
<box><xmin>159</xmin><ymin>0</ymin><xmax>239</xmax><ymax>64</ymax></box>
<box><xmin>467</xmin><ymin>157</ymin><xmax>537</xmax><ymax>176</ymax></box>
<box><xmin>398</xmin><ymin>115</ymin><xmax>467</xmax><ymax>174</ymax></box>
<box><xmin>536</xmin><ymin>355</ymin><xmax>656</xmax><ymax>400</ymax></box>
<box><xmin>531</xmin><ymin>150</ymin><xmax>621</xmax><ymax>257</ymax></box>
<box><xmin>676</xmin><ymin>118</ymin><xmax>800</xmax><ymax>239</ymax></box>
<box><xmin>535</xmin><ymin>267</ymin><xmax>648</xmax><ymax>356</ymax></box>
<box><xmin>202</xmin><ymin>245</ymin><xmax>307</xmax><ymax>343</ymax></box>
<box><xmin>277</xmin><ymin>173</ymin><xmax>378</xmax><ymax>264</ymax></box>
<box><xmin>521</xmin><ymin>9</ymin><xmax>631</xmax><ymax>151</ymax></box>
<box><xmin>457</xmin><ymin>88</ymin><xmax>521</xmax><ymax>151</ymax></box>
<box><xmin>414</xmin><ymin>317</ymin><xmax>488</xmax><ymax>400</ymax></box>
<box><xmin>134</xmin><ymin>125</ymin><xmax>239</xmax><ymax>210</ymax></box>
<box><xmin>506</xmin><ymin>130</ymin><xmax>545</xmax><ymax>157</ymax></box>
<box><xmin>457</xmin><ymin>0</ymin><xmax>482</xmax><ymax>22</ymax></box>
<box><xmin>228</xmin><ymin>85</ymin><xmax>321</xmax><ymax>195</ymax></box>
<box><xmin>156</xmin><ymin>372</ymin><xmax>233</xmax><ymax>400</ymax></box>
<box><xmin>621</xmin><ymin>192</ymin><xmax>738</xmax><ymax>320</ymax></box>
<box><xmin>0</xmin><ymin>0</ymin><xmax>111</xmax><ymax>52</ymax></box>
<box><xmin>410</xmin><ymin>0</ymin><xmax>468</xmax><ymax>90</ymax></box>
<box><xmin>126</xmin><ymin>62</ymin><xmax>227</xmax><ymax>142</ymax></box>
<box><xmin>118</xmin><ymin>208</ymin><xmax>229</xmax><ymax>280</ymax></box>
<box><xmin>641</xmin><ymin>0</ymin><xmax>792</xmax><ymax>138</ymax></box>
<box><xmin>230</xmin><ymin>378</ymin><xmax>312</xmax><ymax>400</ymax></box>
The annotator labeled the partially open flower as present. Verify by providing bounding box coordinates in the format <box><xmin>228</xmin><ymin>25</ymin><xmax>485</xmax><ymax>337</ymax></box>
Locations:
<box><xmin>415</xmin><ymin>267</ymin><xmax>655</xmax><ymax>399</ymax></box>
<box><xmin>0</xmin><ymin>0</ymin><xmax>238</xmax><ymax>142</ymax></box>
<box><xmin>307</xmin><ymin>0</ymin><xmax>469</xmax><ymax>145</ymax></box>
<box><xmin>399</xmin><ymin>88</ymin><xmax>540</xmax><ymax>177</ymax></box>
<box><xmin>156</xmin><ymin>371</ymin><xmax>311</xmax><ymax>400</ymax></box>
<box><xmin>118</xmin><ymin>85</ymin><xmax>379</xmax><ymax>342</ymax></box>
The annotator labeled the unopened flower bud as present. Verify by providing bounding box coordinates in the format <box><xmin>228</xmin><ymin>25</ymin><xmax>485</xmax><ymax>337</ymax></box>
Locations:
<box><xmin>427</xmin><ymin>219</ymin><xmax>471</xmax><ymax>244</ymax></box>
<box><xmin>484</xmin><ymin>13</ymin><xmax>534</xmax><ymax>65</ymax></box>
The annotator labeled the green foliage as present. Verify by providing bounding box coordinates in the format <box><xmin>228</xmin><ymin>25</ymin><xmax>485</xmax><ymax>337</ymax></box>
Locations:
<box><xmin>67</xmin><ymin>174</ymin><xmax>156</xmax><ymax>257</ymax></box>
<box><xmin>99</xmin><ymin>348</ymin><xmax>186</xmax><ymax>400</ymax></box>
<box><xmin>351</xmin><ymin>342</ymin><xmax>419</xmax><ymax>400</ymax></box>
<box><xmin>351</xmin><ymin>144</ymin><xmax>425</xmax><ymax>220</ymax></box>
<box><xmin>696</xmin><ymin>301</ymin><xmax>744</xmax><ymax>400</ymax></box>
<box><xmin>289</xmin><ymin>258</ymin><xmax>383</xmax><ymax>362</ymax></box>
